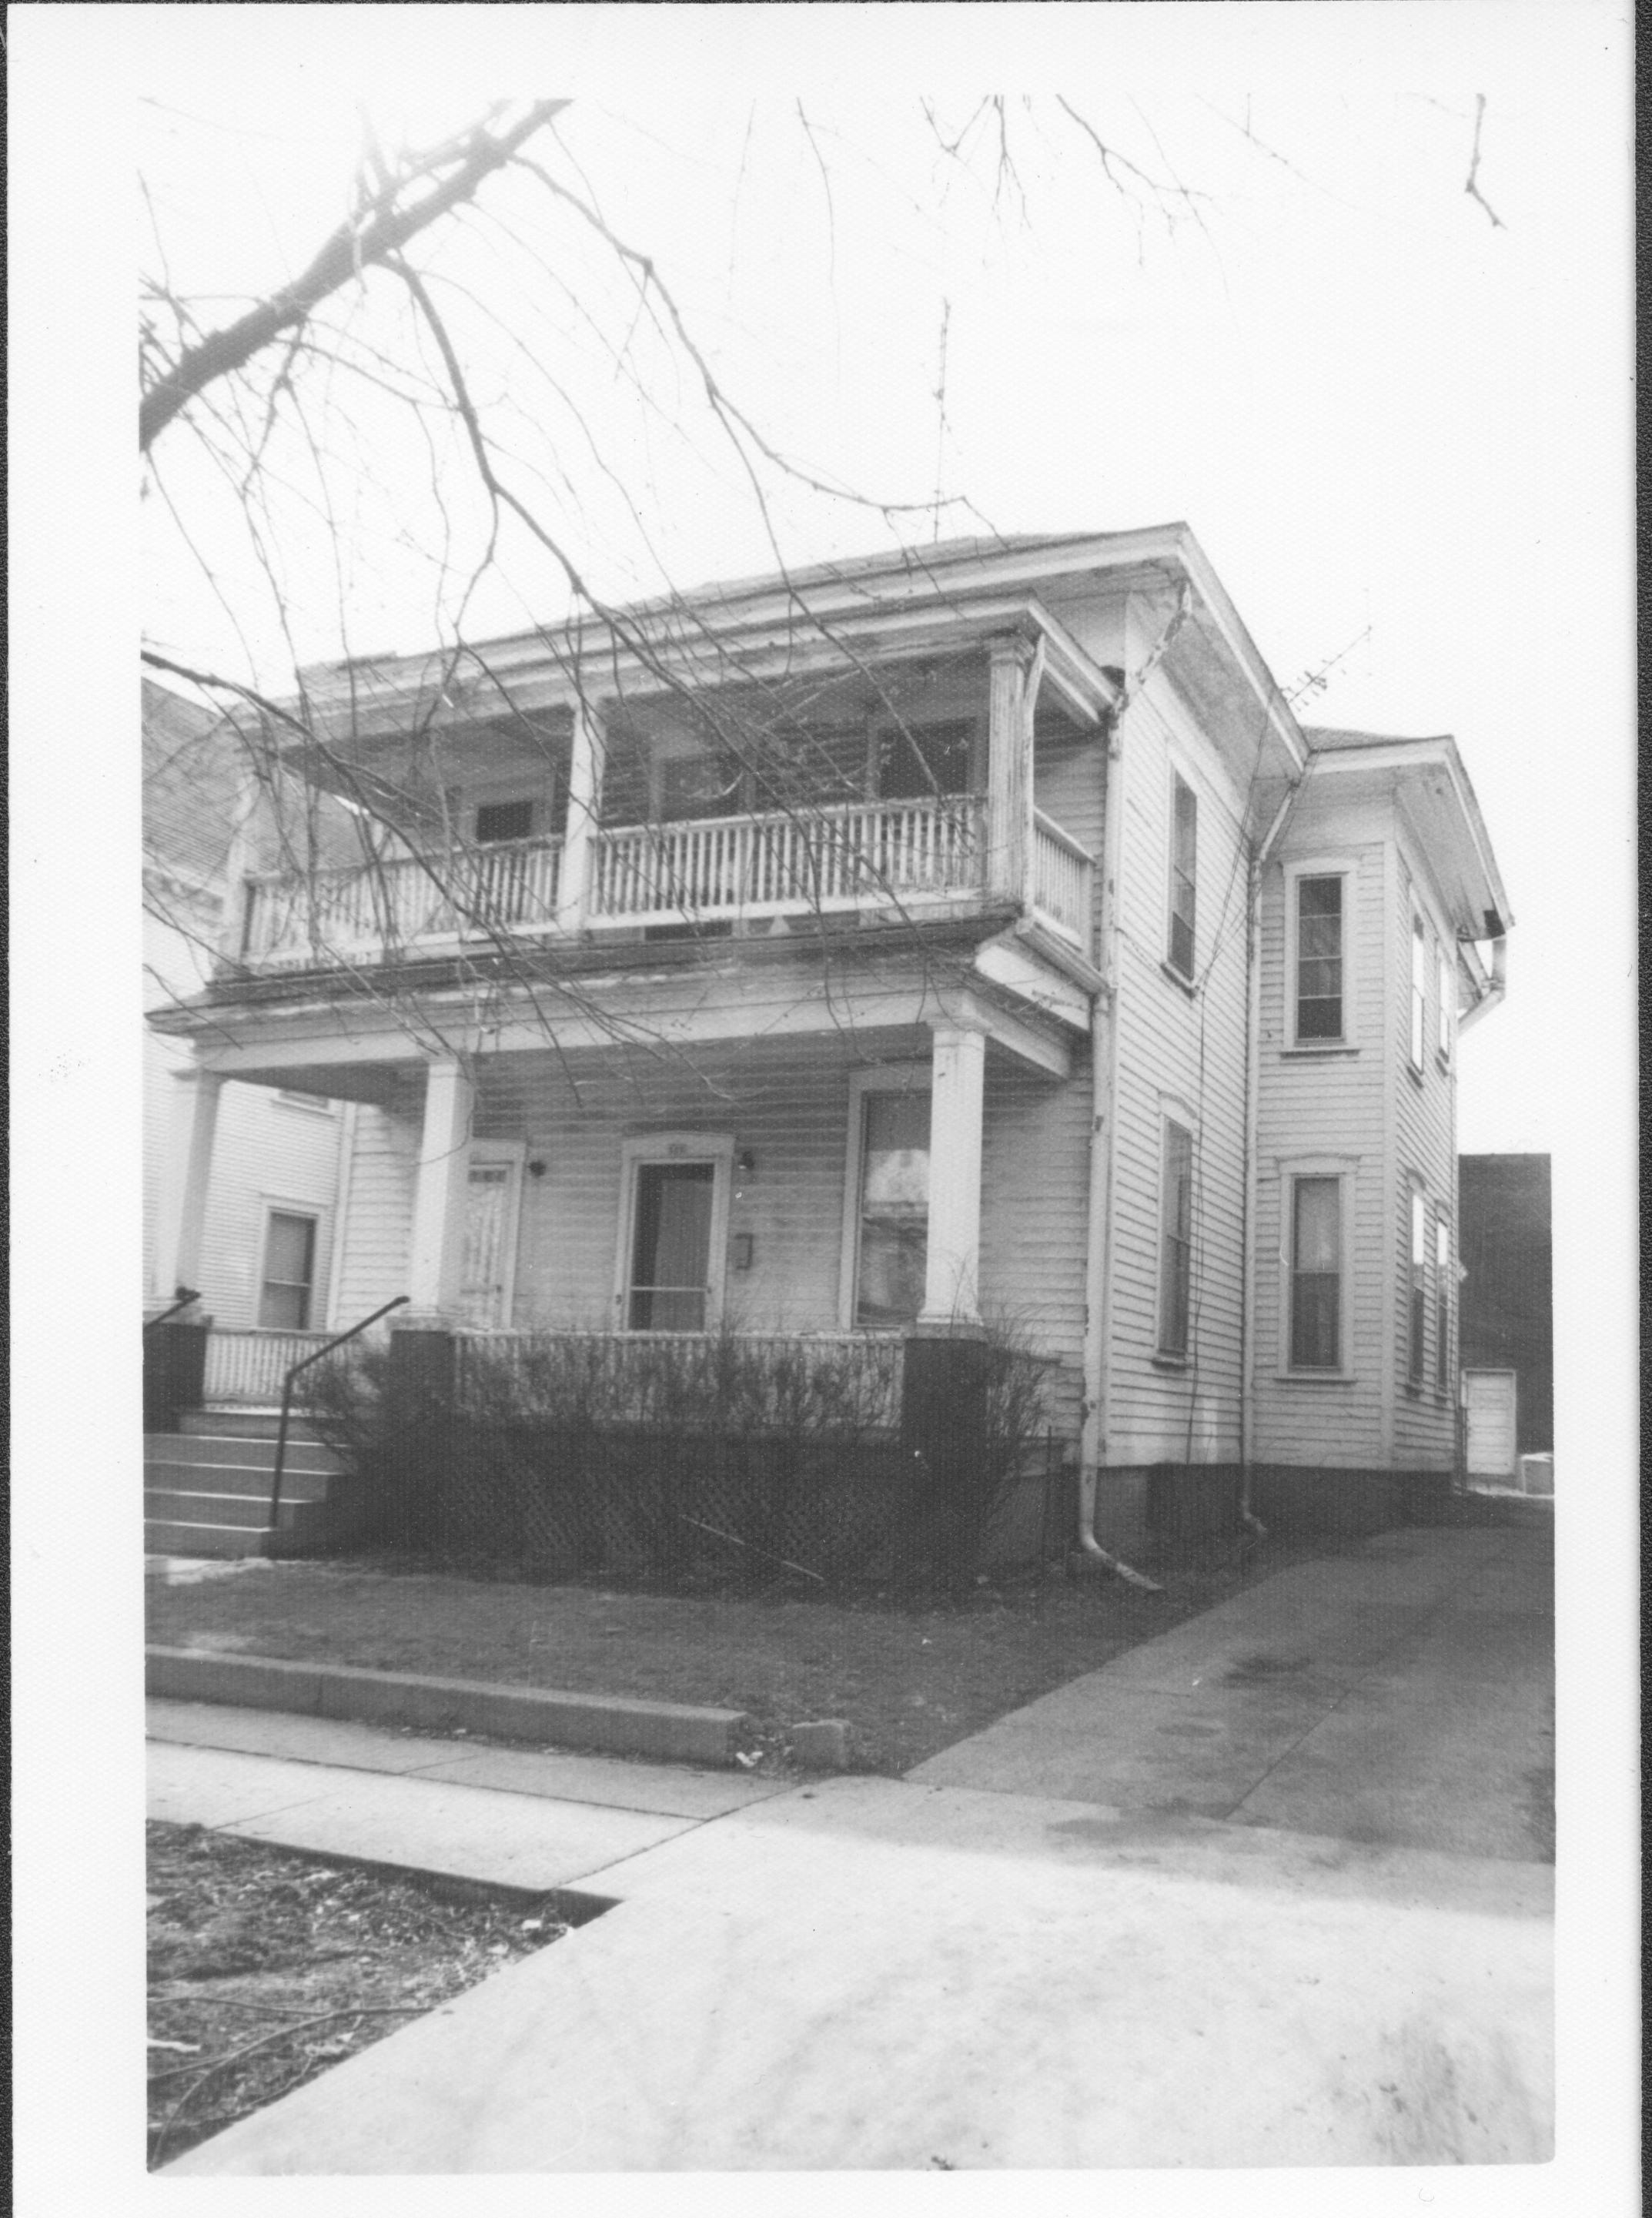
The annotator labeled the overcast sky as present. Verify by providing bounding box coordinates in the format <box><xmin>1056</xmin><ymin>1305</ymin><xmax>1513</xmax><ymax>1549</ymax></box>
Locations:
<box><xmin>119</xmin><ymin>6</ymin><xmax>1630</xmax><ymax>1171</ymax></box>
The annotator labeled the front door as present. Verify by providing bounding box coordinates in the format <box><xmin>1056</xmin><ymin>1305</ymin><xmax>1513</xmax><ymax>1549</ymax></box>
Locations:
<box><xmin>627</xmin><ymin>1160</ymin><xmax>715</xmax><ymax>1330</ymax></box>
<box><xmin>457</xmin><ymin>1152</ymin><xmax>522</xmax><ymax>1329</ymax></box>
<box><xmin>1463</xmin><ymin>1368</ymin><xmax>1517</xmax><ymax>1483</ymax></box>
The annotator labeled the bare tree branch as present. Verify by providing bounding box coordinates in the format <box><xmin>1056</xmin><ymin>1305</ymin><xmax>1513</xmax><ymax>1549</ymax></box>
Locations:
<box><xmin>140</xmin><ymin>101</ymin><xmax>569</xmax><ymax>451</ymax></box>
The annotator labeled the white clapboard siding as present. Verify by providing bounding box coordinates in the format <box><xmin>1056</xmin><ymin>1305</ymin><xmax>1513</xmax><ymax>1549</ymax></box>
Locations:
<box><xmin>1100</xmin><ymin>686</ymin><xmax>1250</xmax><ymax>1466</ymax></box>
<box><xmin>1249</xmin><ymin>825</ymin><xmax>1392</xmax><ymax>1468</ymax></box>
<box><xmin>330</xmin><ymin>1099</ymin><xmax>420</xmax><ymax>1326</ymax></box>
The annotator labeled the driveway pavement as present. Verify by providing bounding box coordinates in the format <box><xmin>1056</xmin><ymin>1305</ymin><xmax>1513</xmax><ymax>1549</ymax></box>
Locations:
<box><xmin>152</xmin><ymin>1515</ymin><xmax>1554</xmax><ymax>2172</ymax></box>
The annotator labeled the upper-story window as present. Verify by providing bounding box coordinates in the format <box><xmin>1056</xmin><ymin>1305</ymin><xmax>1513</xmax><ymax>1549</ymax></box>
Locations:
<box><xmin>1407</xmin><ymin>1183</ymin><xmax>1428</xmax><ymax>1384</ymax></box>
<box><xmin>475</xmin><ymin>798</ymin><xmax>535</xmax><ymax>845</ymax></box>
<box><xmin>1437</xmin><ymin>946</ymin><xmax>1454</xmax><ymax>1062</ymax></box>
<box><xmin>1167</xmin><ymin>772</ymin><xmax>1198</xmax><ymax>979</ymax></box>
<box><xmin>1409</xmin><ymin>917</ymin><xmax>1428</xmax><ymax>1072</ymax></box>
<box><xmin>1293</xmin><ymin>872</ymin><xmax>1346</xmax><ymax>1042</ymax></box>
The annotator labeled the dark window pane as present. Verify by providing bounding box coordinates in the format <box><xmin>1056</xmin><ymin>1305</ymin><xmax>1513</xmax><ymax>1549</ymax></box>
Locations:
<box><xmin>1291</xmin><ymin>1276</ymin><xmax>1340</xmax><ymax>1369</ymax></box>
<box><xmin>1296</xmin><ymin>995</ymin><xmax>1343</xmax><ymax>1040</ymax></box>
<box><xmin>475</xmin><ymin>799</ymin><xmax>533</xmax><ymax>844</ymax></box>
<box><xmin>1159</xmin><ymin>1122</ymin><xmax>1193</xmax><ymax>1354</ymax></box>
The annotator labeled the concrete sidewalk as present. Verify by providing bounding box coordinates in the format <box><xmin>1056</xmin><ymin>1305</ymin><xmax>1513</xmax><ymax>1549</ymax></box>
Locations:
<box><xmin>152</xmin><ymin>1518</ymin><xmax>1554</xmax><ymax>2173</ymax></box>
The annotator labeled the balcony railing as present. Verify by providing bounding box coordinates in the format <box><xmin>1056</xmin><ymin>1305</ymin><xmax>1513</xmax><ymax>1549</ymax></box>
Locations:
<box><xmin>239</xmin><ymin>797</ymin><xmax>1095</xmax><ymax>974</ymax></box>
<box><xmin>590</xmin><ymin>795</ymin><xmax>983</xmax><ymax>928</ymax></box>
<box><xmin>1031</xmin><ymin>810</ymin><xmax>1095</xmax><ymax>948</ymax></box>
<box><xmin>244</xmin><ymin>835</ymin><xmax>563</xmax><ymax>969</ymax></box>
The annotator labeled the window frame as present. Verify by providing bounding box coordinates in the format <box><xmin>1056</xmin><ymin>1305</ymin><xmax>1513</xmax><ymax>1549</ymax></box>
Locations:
<box><xmin>1409</xmin><ymin>915</ymin><xmax>1428</xmax><ymax>1074</ymax></box>
<box><xmin>838</xmin><ymin>1067</ymin><xmax>931</xmax><ymax>1330</ymax></box>
<box><xmin>256</xmin><ymin>1204</ymin><xmax>321</xmax><ymax>1332</ymax></box>
<box><xmin>1156</xmin><ymin>1116</ymin><xmax>1196</xmax><ymax>1358</ymax></box>
<box><xmin>612</xmin><ymin>1133</ymin><xmax>734</xmax><ymax>1333</ymax></box>
<box><xmin>1406</xmin><ymin>1179</ymin><xmax>1428</xmax><ymax>1385</ymax></box>
<box><xmin>1437</xmin><ymin>944</ymin><xmax>1454</xmax><ymax>1064</ymax></box>
<box><xmin>1165</xmin><ymin>769</ymin><xmax>1199</xmax><ymax>982</ymax></box>
<box><xmin>1282</xmin><ymin>858</ymin><xmax>1355</xmax><ymax>1049</ymax></box>
<box><xmin>1276</xmin><ymin>1157</ymin><xmax>1357</xmax><ymax>1378</ymax></box>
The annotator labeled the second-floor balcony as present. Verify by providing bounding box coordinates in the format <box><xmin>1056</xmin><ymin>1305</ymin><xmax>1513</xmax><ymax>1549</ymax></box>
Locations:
<box><xmin>239</xmin><ymin>797</ymin><xmax>1095</xmax><ymax>973</ymax></box>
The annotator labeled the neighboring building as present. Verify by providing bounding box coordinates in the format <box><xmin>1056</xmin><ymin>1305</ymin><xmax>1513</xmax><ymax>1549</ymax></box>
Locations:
<box><xmin>144</xmin><ymin>679</ymin><xmax>349</xmax><ymax>1343</ymax></box>
<box><xmin>1458</xmin><ymin>1153</ymin><xmax>1553</xmax><ymax>1483</ymax></box>
<box><xmin>145</xmin><ymin>527</ymin><xmax>1512</xmax><ymax>1541</ymax></box>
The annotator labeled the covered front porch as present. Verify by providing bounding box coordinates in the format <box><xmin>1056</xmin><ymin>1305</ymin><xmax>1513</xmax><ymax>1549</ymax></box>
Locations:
<box><xmin>154</xmin><ymin>985</ymin><xmax>1092</xmax><ymax>1437</ymax></box>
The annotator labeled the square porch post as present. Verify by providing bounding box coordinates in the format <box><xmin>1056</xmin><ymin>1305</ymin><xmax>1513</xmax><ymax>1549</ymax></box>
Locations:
<box><xmin>406</xmin><ymin>1056</ymin><xmax>476</xmax><ymax>1319</ymax></box>
<box><xmin>985</xmin><ymin>632</ymin><xmax>1042</xmax><ymax>907</ymax></box>
<box><xmin>918</xmin><ymin>1021</ymin><xmax>986</xmax><ymax>1330</ymax></box>
<box><xmin>556</xmin><ymin>697</ymin><xmax>607</xmax><ymax>934</ymax></box>
<box><xmin>154</xmin><ymin>1066</ymin><xmax>224</xmax><ymax>1302</ymax></box>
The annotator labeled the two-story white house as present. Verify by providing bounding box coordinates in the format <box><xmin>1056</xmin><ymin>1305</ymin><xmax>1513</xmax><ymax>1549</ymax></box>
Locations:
<box><xmin>145</xmin><ymin>528</ymin><xmax>1510</xmax><ymax>1557</ymax></box>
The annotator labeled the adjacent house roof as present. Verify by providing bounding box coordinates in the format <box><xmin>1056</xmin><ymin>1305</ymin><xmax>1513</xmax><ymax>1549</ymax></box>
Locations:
<box><xmin>1303</xmin><ymin>725</ymin><xmax>1512</xmax><ymax>940</ymax></box>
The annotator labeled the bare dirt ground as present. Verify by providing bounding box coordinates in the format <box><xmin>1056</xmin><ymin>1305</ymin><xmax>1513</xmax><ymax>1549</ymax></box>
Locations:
<box><xmin>147</xmin><ymin>1822</ymin><xmax>567</xmax><ymax>2168</ymax></box>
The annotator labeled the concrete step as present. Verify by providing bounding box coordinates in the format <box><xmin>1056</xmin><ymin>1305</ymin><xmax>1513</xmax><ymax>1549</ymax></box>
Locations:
<box><xmin>144</xmin><ymin>1487</ymin><xmax>293</xmax><ymax>1530</ymax></box>
<box><xmin>144</xmin><ymin>1457</ymin><xmax>331</xmax><ymax>1497</ymax></box>
<box><xmin>144</xmin><ymin>1432</ymin><xmax>346</xmax><ymax>1475</ymax></box>
<box><xmin>182</xmin><ymin>1408</ymin><xmax>333</xmax><ymax>1443</ymax></box>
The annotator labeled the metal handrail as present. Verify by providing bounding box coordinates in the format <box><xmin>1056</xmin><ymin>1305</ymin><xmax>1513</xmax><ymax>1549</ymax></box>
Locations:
<box><xmin>267</xmin><ymin>1296</ymin><xmax>410</xmax><ymax>1534</ymax></box>
<box><xmin>144</xmin><ymin>1288</ymin><xmax>201</xmax><ymax>1333</ymax></box>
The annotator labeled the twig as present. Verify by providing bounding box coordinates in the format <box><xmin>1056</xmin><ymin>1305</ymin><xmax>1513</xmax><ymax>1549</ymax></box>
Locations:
<box><xmin>1466</xmin><ymin>95</ymin><xmax>1505</xmax><ymax>230</ymax></box>
<box><xmin>149</xmin><ymin>2005</ymin><xmax>424</xmax><ymax>2166</ymax></box>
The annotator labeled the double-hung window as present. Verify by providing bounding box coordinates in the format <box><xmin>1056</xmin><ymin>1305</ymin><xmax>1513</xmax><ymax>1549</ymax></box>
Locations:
<box><xmin>1289</xmin><ymin>1175</ymin><xmax>1343</xmax><ymax>1370</ymax></box>
<box><xmin>1157</xmin><ymin>1119</ymin><xmax>1194</xmax><ymax>1357</ymax></box>
<box><xmin>1167</xmin><ymin>773</ymin><xmax>1198</xmax><ymax>979</ymax></box>
<box><xmin>1437</xmin><ymin>946</ymin><xmax>1453</xmax><ymax>1062</ymax></box>
<box><xmin>1410</xmin><ymin>918</ymin><xmax>1428</xmax><ymax>1072</ymax></box>
<box><xmin>1293</xmin><ymin>874</ymin><xmax>1346</xmax><ymax>1042</ymax></box>
<box><xmin>1407</xmin><ymin>1185</ymin><xmax>1428</xmax><ymax>1384</ymax></box>
<box><xmin>1435</xmin><ymin>1211</ymin><xmax>1452</xmax><ymax>1390</ymax></box>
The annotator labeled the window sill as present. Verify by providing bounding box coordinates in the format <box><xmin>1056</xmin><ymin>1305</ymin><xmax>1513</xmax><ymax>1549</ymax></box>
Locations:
<box><xmin>1273</xmin><ymin>1369</ymin><xmax>1356</xmax><ymax>1385</ymax></box>
<box><xmin>1159</xmin><ymin>960</ymin><xmax>1197</xmax><ymax>999</ymax></box>
<box><xmin>1403</xmin><ymin>1382</ymin><xmax>1425</xmax><ymax>1399</ymax></box>
<box><xmin>1151</xmin><ymin>1352</ymin><xmax>1190</xmax><ymax>1371</ymax></box>
<box><xmin>1405</xmin><ymin>1061</ymin><xmax>1425</xmax><ymax>1089</ymax></box>
<box><xmin>1280</xmin><ymin>1043</ymin><xmax>1359</xmax><ymax>1059</ymax></box>
<box><xmin>1435</xmin><ymin>1052</ymin><xmax>1452</xmax><ymax>1077</ymax></box>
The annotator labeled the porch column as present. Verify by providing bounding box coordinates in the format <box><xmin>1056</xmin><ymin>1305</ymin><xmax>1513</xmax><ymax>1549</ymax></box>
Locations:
<box><xmin>216</xmin><ymin>763</ymin><xmax>263</xmax><ymax>970</ymax></box>
<box><xmin>556</xmin><ymin>696</ymin><xmax>607</xmax><ymax>934</ymax></box>
<box><xmin>985</xmin><ymin>632</ymin><xmax>1042</xmax><ymax>907</ymax></box>
<box><xmin>406</xmin><ymin>1056</ymin><xmax>476</xmax><ymax>1317</ymax></box>
<box><xmin>918</xmin><ymin>1022</ymin><xmax>986</xmax><ymax>1330</ymax></box>
<box><xmin>155</xmin><ymin>1067</ymin><xmax>225</xmax><ymax>1302</ymax></box>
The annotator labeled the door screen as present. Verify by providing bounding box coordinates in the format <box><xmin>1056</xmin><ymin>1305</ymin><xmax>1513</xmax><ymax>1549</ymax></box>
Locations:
<box><xmin>628</xmin><ymin>1161</ymin><xmax>715</xmax><ymax>1330</ymax></box>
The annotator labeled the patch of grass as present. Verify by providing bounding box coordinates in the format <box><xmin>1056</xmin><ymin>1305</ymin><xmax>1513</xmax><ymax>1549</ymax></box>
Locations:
<box><xmin>148</xmin><ymin>1530</ymin><xmax>1356</xmax><ymax>1773</ymax></box>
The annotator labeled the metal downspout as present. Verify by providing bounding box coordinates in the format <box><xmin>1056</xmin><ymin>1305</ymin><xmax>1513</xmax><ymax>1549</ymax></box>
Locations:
<box><xmin>1078</xmin><ymin>703</ymin><xmax>1160</xmax><ymax>1592</ymax></box>
<box><xmin>1238</xmin><ymin>781</ymin><xmax>1304</xmax><ymax>1537</ymax></box>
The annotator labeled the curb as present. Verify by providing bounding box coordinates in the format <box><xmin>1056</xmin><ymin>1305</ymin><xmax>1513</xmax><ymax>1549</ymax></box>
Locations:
<box><xmin>145</xmin><ymin>1648</ymin><xmax>754</xmax><ymax>1769</ymax></box>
